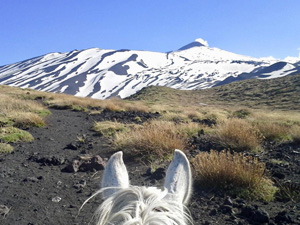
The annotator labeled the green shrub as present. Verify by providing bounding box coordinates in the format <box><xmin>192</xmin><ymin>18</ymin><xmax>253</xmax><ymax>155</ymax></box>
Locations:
<box><xmin>0</xmin><ymin>127</ymin><xmax>34</xmax><ymax>143</ymax></box>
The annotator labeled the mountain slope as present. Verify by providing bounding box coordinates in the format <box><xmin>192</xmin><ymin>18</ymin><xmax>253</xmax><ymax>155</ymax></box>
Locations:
<box><xmin>0</xmin><ymin>39</ymin><xmax>299</xmax><ymax>99</ymax></box>
<box><xmin>128</xmin><ymin>73</ymin><xmax>300</xmax><ymax>110</ymax></box>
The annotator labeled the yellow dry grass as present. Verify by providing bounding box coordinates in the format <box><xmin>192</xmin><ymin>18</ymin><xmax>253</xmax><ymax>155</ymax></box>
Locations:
<box><xmin>192</xmin><ymin>150</ymin><xmax>277</xmax><ymax>201</ymax></box>
<box><xmin>93</xmin><ymin>121</ymin><xmax>133</xmax><ymax>136</ymax></box>
<box><xmin>113</xmin><ymin>120</ymin><xmax>187</xmax><ymax>162</ymax></box>
<box><xmin>214</xmin><ymin>118</ymin><xmax>263</xmax><ymax>152</ymax></box>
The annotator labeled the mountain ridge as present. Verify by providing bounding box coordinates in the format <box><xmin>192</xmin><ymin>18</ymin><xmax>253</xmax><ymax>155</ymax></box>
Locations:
<box><xmin>0</xmin><ymin>39</ymin><xmax>299</xmax><ymax>99</ymax></box>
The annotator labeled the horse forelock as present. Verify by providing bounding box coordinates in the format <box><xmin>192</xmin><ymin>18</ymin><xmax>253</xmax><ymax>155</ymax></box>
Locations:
<box><xmin>92</xmin><ymin>186</ymin><xmax>192</xmax><ymax>225</ymax></box>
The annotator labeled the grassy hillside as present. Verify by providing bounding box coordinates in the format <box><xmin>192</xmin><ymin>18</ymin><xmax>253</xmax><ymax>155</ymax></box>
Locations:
<box><xmin>128</xmin><ymin>74</ymin><xmax>300</xmax><ymax>110</ymax></box>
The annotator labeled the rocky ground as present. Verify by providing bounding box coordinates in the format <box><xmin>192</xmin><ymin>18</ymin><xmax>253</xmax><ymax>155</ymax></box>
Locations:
<box><xmin>1</xmin><ymin>108</ymin><xmax>300</xmax><ymax>225</ymax></box>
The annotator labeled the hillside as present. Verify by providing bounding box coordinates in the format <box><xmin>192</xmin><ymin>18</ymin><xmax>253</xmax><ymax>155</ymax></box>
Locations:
<box><xmin>128</xmin><ymin>73</ymin><xmax>300</xmax><ymax>110</ymax></box>
<box><xmin>0</xmin><ymin>39</ymin><xmax>299</xmax><ymax>99</ymax></box>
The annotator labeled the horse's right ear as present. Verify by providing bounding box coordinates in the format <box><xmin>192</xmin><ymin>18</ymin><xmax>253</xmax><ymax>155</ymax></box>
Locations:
<box><xmin>164</xmin><ymin>149</ymin><xmax>192</xmax><ymax>204</ymax></box>
<box><xmin>101</xmin><ymin>151</ymin><xmax>129</xmax><ymax>199</ymax></box>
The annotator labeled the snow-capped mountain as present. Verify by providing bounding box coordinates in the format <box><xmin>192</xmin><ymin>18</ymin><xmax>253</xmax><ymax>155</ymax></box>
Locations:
<box><xmin>0</xmin><ymin>39</ymin><xmax>299</xmax><ymax>99</ymax></box>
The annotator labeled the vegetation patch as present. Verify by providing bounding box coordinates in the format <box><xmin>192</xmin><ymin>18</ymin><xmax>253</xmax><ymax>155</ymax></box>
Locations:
<box><xmin>231</xmin><ymin>109</ymin><xmax>251</xmax><ymax>119</ymax></box>
<box><xmin>192</xmin><ymin>150</ymin><xmax>277</xmax><ymax>201</ymax></box>
<box><xmin>255</xmin><ymin>122</ymin><xmax>290</xmax><ymax>142</ymax></box>
<box><xmin>0</xmin><ymin>143</ymin><xmax>14</xmax><ymax>154</ymax></box>
<box><xmin>290</xmin><ymin>125</ymin><xmax>300</xmax><ymax>144</ymax></box>
<box><xmin>214</xmin><ymin>118</ymin><xmax>263</xmax><ymax>152</ymax></box>
<box><xmin>12</xmin><ymin>112</ymin><xmax>46</xmax><ymax>128</ymax></box>
<box><xmin>93</xmin><ymin>121</ymin><xmax>128</xmax><ymax>136</ymax></box>
<box><xmin>113</xmin><ymin>120</ymin><xmax>187</xmax><ymax>163</ymax></box>
<box><xmin>0</xmin><ymin>127</ymin><xmax>34</xmax><ymax>143</ymax></box>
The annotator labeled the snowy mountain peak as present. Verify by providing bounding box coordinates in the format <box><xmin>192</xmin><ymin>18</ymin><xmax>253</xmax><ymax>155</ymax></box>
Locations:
<box><xmin>177</xmin><ymin>38</ymin><xmax>209</xmax><ymax>51</ymax></box>
<box><xmin>195</xmin><ymin>38</ymin><xmax>209</xmax><ymax>47</ymax></box>
<box><xmin>0</xmin><ymin>40</ymin><xmax>299</xmax><ymax>100</ymax></box>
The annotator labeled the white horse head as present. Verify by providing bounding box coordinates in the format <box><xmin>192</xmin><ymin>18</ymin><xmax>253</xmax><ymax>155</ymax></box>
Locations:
<box><xmin>89</xmin><ymin>149</ymin><xmax>193</xmax><ymax>225</ymax></box>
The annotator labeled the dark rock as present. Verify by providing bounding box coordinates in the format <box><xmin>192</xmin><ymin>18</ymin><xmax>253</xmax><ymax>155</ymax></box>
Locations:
<box><xmin>73</xmin><ymin>180</ymin><xmax>86</xmax><ymax>189</ymax></box>
<box><xmin>63</xmin><ymin>160</ymin><xmax>81</xmax><ymax>173</ymax></box>
<box><xmin>79</xmin><ymin>155</ymin><xmax>106</xmax><ymax>172</ymax></box>
<box><xmin>209</xmin><ymin>209</ymin><xmax>217</xmax><ymax>216</ymax></box>
<box><xmin>241</xmin><ymin>205</ymin><xmax>270</xmax><ymax>223</ymax></box>
<box><xmin>29</xmin><ymin>155</ymin><xmax>66</xmax><ymax>166</ymax></box>
<box><xmin>225</xmin><ymin>196</ymin><xmax>233</xmax><ymax>205</ymax></box>
<box><xmin>275</xmin><ymin>211</ymin><xmax>293</xmax><ymax>224</ymax></box>
<box><xmin>220</xmin><ymin>204</ymin><xmax>234</xmax><ymax>214</ymax></box>
<box><xmin>149</xmin><ymin>168</ymin><xmax>165</xmax><ymax>180</ymax></box>
<box><xmin>65</xmin><ymin>142</ymin><xmax>80</xmax><ymax>150</ymax></box>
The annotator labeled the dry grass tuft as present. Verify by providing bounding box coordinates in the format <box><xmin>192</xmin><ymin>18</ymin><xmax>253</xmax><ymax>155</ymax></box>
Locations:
<box><xmin>93</xmin><ymin>121</ymin><xmax>129</xmax><ymax>136</ymax></box>
<box><xmin>214</xmin><ymin>118</ymin><xmax>263</xmax><ymax>152</ymax></box>
<box><xmin>12</xmin><ymin>112</ymin><xmax>46</xmax><ymax>128</ymax></box>
<box><xmin>255</xmin><ymin>122</ymin><xmax>290</xmax><ymax>142</ymax></box>
<box><xmin>290</xmin><ymin>125</ymin><xmax>300</xmax><ymax>144</ymax></box>
<box><xmin>192</xmin><ymin>150</ymin><xmax>277</xmax><ymax>201</ymax></box>
<box><xmin>0</xmin><ymin>143</ymin><xmax>14</xmax><ymax>154</ymax></box>
<box><xmin>0</xmin><ymin>127</ymin><xmax>34</xmax><ymax>143</ymax></box>
<box><xmin>113</xmin><ymin>120</ymin><xmax>187</xmax><ymax>162</ymax></box>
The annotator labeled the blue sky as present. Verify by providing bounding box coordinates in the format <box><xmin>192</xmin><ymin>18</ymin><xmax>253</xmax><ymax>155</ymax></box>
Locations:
<box><xmin>1</xmin><ymin>0</ymin><xmax>300</xmax><ymax>66</ymax></box>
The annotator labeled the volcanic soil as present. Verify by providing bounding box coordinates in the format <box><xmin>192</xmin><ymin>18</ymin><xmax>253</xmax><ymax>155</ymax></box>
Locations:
<box><xmin>1</xmin><ymin>108</ymin><xmax>300</xmax><ymax>225</ymax></box>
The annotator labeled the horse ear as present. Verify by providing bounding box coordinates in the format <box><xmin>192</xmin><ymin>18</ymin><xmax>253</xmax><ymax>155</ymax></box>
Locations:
<box><xmin>164</xmin><ymin>149</ymin><xmax>192</xmax><ymax>204</ymax></box>
<box><xmin>101</xmin><ymin>151</ymin><xmax>129</xmax><ymax>199</ymax></box>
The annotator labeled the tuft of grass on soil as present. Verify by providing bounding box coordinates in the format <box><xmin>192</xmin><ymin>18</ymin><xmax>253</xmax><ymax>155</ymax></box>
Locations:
<box><xmin>255</xmin><ymin>122</ymin><xmax>290</xmax><ymax>142</ymax></box>
<box><xmin>192</xmin><ymin>150</ymin><xmax>277</xmax><ymax>201</ymax></box>
<box><xmin>290</xmin><ymin>125</ymin><xmax>300</xmax><ymax>144</ymax></box>
<box><xmin>275</xmin><ymin>181</ymin><xmax>300</xmax><ymax>202</ymax></box>
<box><xmin>214</xmin><ymin>118</ymin><xmax>263</xmax><ymax>152</ymax></box>
<box><xmin>0</xmin><ymin>143</ymin><xmax>14</xmax><ymax>154</ymax></box>
<box><xmin>93</xmin><ymin>121</ymin><xmax>128</xmax><ymax>136</ymax></box>
<box><xmin>113</xmin><ymin>120</ymin><xmax>187</xmax><ymax>163</ymax></box>
<box><xmin>0</xmin><ymin>127</ymin><xmax>34</xmax><ymax>143</ymax></box>
<box><xmin>12</xmin><ymin>112</ymin><xmax>46</xmax><ymax>128</ymax></box>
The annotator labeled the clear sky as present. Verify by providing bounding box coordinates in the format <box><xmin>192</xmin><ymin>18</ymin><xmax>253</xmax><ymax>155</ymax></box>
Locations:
<box><xmin>1</xmin><ymin>0</ymin><xmax>300</xmax><ymax>66</ymax></box>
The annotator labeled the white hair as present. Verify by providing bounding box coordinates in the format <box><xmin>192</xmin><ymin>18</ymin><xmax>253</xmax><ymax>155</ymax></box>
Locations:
<box><xmin>82</xmin><ymin>150</ymin><xmax>193</xmax><ymax>225</ymax></box>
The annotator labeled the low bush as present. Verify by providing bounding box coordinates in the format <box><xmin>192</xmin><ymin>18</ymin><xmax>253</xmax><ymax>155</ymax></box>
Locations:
<box><xmin>12</xmin><ymin>112</ymin><xmax>46</xmax><ymax>128</ymax></box>
<box><xmin>0</xmin><ymin>143</ymin><xmax>14</xmax><ymax>154</ymax></box>
<box><xmin>255</xmin><ymin>122</ymin><xmax>290</xmax><ymax>142</ymax></box>
<box><xmin>192</xmin><ymin>150</ymin><xmax>277</xmax><ymax>201</ymax></box>
<box><xmin>290</xmin><ymin>125</ymin><xmax>300</xmax><ymax>144</ymax></box>
<box><xmin>0</xmin><ymin>127</ymin><xmax>34</xmax><ymax>143</ymax></box>
<box><xmin>231</xmin><ymin>109</ymin><xmax>251</xmax><ymax>119</ymax></box>
<box><xmin>93</xmin><ymin>121</ymin><xmax>128</xmax><ymax>136</ymax></box>
<box><xmin>214</xmin><ymin>118</ymin><xmax>263</xmax><ymax>152</ymax></box>
<box><xmin>113</xmin><ymin>121</ymin><xmax>187</xmax><ymax>162</ymax></box>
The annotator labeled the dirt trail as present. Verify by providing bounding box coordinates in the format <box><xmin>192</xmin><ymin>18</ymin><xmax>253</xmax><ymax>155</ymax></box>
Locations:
<box><xmin>1</xmin><ymin>108</ymin><xmax>300</xmax><ymax>225</ymax></box>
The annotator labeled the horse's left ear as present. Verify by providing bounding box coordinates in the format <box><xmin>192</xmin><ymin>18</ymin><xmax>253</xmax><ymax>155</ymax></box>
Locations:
<box><xmin>164</xmin><ymin>149</ymin><xmax>192</xmax><ymax>204</ymax></box>
<box><xmin>101</xmin><ymin>151</ymin><xmax>129</xmax><ymax>199</ymax></box>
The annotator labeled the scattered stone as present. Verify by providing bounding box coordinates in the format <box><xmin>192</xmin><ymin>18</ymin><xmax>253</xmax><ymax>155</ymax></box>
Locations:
<box><xmin>23</xmin><ymin>177</ymin><xmax>39</xmax><ymax>182</ymax></box>
<box><xmin>79</xmin><ymin>155</ymin><xmax>106</xmax><ymax>172</ymax></box>
<box><xmin>0</xmin><ymin>205</ymin><xmax>10</xmax><ymax>216</ymax></box>
<box><xmin>275</xmin><ymin>211</ymin><xmax>293</xmax><ymax>224</ymax></box>
<box><xmin>149</xmin><ymin>168</ymin><xmax>165</xmax><ymax>180</ymax></box>
<box><xmin>29</xmin><ymin>154</ymin><xmax>66</xmax><ymax>166</ymax></box>
<box><xmin>273</xmin><ymin>171</ymin><xmax>285</xmax><ymax>179</ymax></box>
<box><xmin>63</xmin><ymin>160</ymin><xmax>81</xmax><ymax>173</ymax></box>
<box><xmin>209</xmin><ymin>209</ymin><xmax>217</xmax><ymax>216</ymax></box>
<box><xmin>52</xmin><ymin>196</ymin><xmax>62</xmax><ymax>203</ymax></box>
<box><xmin>73</xmin><ymin>180</ymin><xmax>86</xmax><ymax>189</ymax></box>
<box><xmin>224</xmin><ymin>196</ymin><xmax>233</xmax><ymax>205</ymax></box>
<box><xmin>220</xmin><ymin>204</ymin><xmax>234</xmax><ymax>214</ymax></box>
<box><xmin>65</xmin><ymin>142</ymin><xmax>82</xmax><ymax>150</ymax></box>
<box><xmin>241</xmin><ymin>205</ymin><xmax>270</xmax><ymax>223</ymax></box>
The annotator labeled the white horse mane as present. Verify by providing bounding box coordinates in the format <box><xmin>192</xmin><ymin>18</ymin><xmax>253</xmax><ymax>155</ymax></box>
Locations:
<box><xmin>82</xmin><ymin>149</ymin><xmax>193</xmax><ymax>225</ymax></box>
